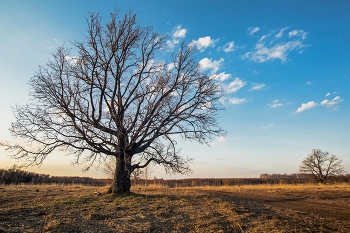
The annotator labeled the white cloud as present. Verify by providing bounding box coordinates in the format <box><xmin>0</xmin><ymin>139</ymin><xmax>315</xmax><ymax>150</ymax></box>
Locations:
<box><xmin>248</xmin><ymin>27</ymin><xmax>260</xmax><ymax>36</ymax></box>
<box><xmin>333</xmin><ymin>96</ymin><xmax>341</xmax><ymax>101</ymax></box>
<box><xmin>243</xmin><ymin>27</ymin><xmax>309</xmax><ymax>63</ymax></box>
<box><xmin>167</xmin><ymin>63</ymin><xmax>175</xmax><ymax>71</ymax></box>
<box><xmin>259</xmin><ymin>124</ymin><xmax>274</xmax><ymax>130</ymax></box>
<box><xmin>244</xmin><ymin>41</ymin><xmax>306</xmax><ymax>63</ymax></box>
<box><xmin>211</xmin><ymin>72</ymin><xmax>231</xmax><ymax>81</ymax></box>
<box><xmin>190</xmin><ymin>36</ymin><xmax>216</xmax><ymax>51</ymax></box>
<box><xmin>223</xmin><ymin>41</ymin><xmax>235</xmax><ymax>53</ymax></box>
<box><xmin>295</xmin><ymin>101</ymin><xmax>317</xmax><ymax>113</ymax></box>
<box><xmin>325</xmin><ymin>92</ymin><xmax>331</xmax><ymax>97</ymax></box>
<box><xmin>306</xmin><ymin>81</ymin><xmax>312</xmax><ymax>85</ymax></box>
<box><xmin>166</xmin><ymin>25</ymin><xmax>187</xmax><ymax>50</ymax></box>
<box><xmin>289</xmin><ymin>29</ymin><xmax>307</xmax><ymax>39</ymax></box>
<box><xmin>268</xmin><ymin>99</ymin><xmax>283</xmax><ymax>108</ymax></box>
<box><xmin>229</xmin><ymin>97</ymin><xmax>247</xmax><ymax>105</ymax></box>
<box><xmin>173</xmin><ymin>25</ymin><xmax>187</xmax><ymax>39</ymax></box>
<box><xmin>226</xmin><ymin>77</ymin><xmax>246</xmax><ymax>93</ymax></box>
<box><xmin>199</xmin><ymin>57</ymin><xmax>224</xmax><ymax>74</ymax></box>
<box><xmin>320</xmin><ymin>96</ymin><xmax>341</xmax><ymax>110</ymax></box>
<box><xmin>251</xmin><ymin>83</ymin><xmax>266</xmax><ymax>91</ymax></box>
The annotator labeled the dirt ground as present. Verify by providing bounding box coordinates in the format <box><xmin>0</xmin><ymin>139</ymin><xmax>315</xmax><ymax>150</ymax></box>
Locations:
<box><xmin>189</xmin><ymin>185</ymin><xmax>350</xmax><ymax>221</ymax></box>
<box><xmin>0</xmin><ymin>184</ymin><xmax>349</xmax><ymax>232</ymax></box>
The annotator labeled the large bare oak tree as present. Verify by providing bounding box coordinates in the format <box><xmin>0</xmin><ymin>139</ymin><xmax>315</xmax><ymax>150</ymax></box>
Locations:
<box><xmin>299</xmin><ymin>149</ymin><xmax>345</xmax><ymax>184</ymax></box>
<box><xmin>1</xmin><ymin>10</ymin><xmax>225</xmax><ymax>193</ymax></box>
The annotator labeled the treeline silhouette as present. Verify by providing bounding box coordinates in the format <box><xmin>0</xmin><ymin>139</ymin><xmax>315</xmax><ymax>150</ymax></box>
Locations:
<box><xmin>0</xmin><ymin>166</ymin><xmax>109</xmax><ymax>186</ymax></box>
<box><xmin>1</xmin><ymin>166</ymin><xmax>349</xmax><ymax>186</ymax></box>
<box><xmin>140</xmin><ymin>173</ymin><xmax>350</xmax><ymax>188</ymax></box>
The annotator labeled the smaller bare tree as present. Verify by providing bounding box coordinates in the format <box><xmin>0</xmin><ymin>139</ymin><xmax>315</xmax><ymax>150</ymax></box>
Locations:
<box><xmin>299</xmin><ymin>149</ymin><xmax>345</xmax><ymax>184</ymax></box>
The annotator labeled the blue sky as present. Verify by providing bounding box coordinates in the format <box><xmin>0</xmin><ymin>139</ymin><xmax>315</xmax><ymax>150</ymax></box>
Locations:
<box><xmin>1</xmin><ymin>0</ymin><xmax>349</xmax><ymax>178</ymax></box>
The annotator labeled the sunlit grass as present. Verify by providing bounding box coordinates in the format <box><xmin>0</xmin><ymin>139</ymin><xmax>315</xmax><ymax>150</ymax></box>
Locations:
<box><xmin>185</xmin><ymin>183</ymin><xmax>350</xmax><ymax>192</ymax></box>
<box><xmin>1</xmin><ymin>183</ymin><xmax>349</xmax><ymax>232</ymax></box>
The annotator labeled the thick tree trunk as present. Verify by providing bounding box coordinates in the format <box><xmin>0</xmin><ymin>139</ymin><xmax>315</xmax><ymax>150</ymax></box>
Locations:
<box><xmin>108</xmin><ymin>153</ymin><xmax>131</xmax><ymax>194</ymax></box>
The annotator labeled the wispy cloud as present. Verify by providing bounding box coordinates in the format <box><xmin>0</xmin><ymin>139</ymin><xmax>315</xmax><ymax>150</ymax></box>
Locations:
<box><xmin>166</xmin><ymin>25</ymin><xmax>187</xmax><ymax>50</ymax></box>
<box><xmin>259</xmin><ymin>124</ymin><xmax>274</xmax><ymax>130</ymax></box>
<box><xmin>275</xmin><ymin>27</ymin><xmax>288</xmax><ymax>39</ymax></box>
<box><xmin>268</xmin><ymin>99</ymin><xmax>283</xmax><ymax>108</ymax></box>
<box><xmin>295</xmin><ymin>101</ymin><xmax>317</xmax><ymax>113</ymax></box>
<box><xmin>320</xmin><ymin>96</ymin><xmax>342</xmax><ymax>110</ymax></box>
<box><xmin>248</xmin><ymin>26</ymin><xmax>260</xmax><ymax>36</ymax></box>
<box><xmin>244</xmin><ymin>41</ymin><xmax>307</xmax><ymax>63</ymax></box>
<box><xmin>190</xmin><ymin>36</ymin><xmax>216</xmax><ymax>51</ymax></box>
<box><xmin>223</xmin><ymin>41</ymin><xmax>235</xmax><ymax>53</ymax></box>
<box><xmin>229</xmin><ymin>97</ymin><xmax>247</xmax><ymax>105</ymax></box>
<box><xmin>199</xmin><ymin>57</ymin><xmax>224</xmax><ymax>74</ymax></box>
<box><xmin>225</xmin><ymin>77</ymin><xmax>246</xmax><ymax>93</ymax></box>
<box><xmin>45</xmin><ymin>38</ymin><xmax>60</xmax><ymax>49</ymax></box>
<box><xmin>325</xmin><ymin>92</ymin><xmax>331</xmax><ymax>97</ymax></box>
<box><xmin>173</xmin><ymin>26</ymin><xmax>187</xmax><ymax>38</ymax></box>
<box><xmin>306</xmin><ymin>81</ymin><xmax>312</xmax><ymax>85</ymax></box>
<box><xmin>243</xmin><ymin>27</ymin><xmax>309</xmax><ymax>63</ymax></box>
<box><xmin>250</xmin><ymin>83</ymin><xmax>266</xmax><ymax>91</ymax></box>
<box><xmin>289</xmin><ymin>29</ymin><xmax>307</xmax><ymax>39</ymax></box>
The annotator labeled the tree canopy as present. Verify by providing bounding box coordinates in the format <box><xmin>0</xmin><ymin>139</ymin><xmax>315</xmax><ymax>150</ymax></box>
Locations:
<box><xmin>299</xmin><ymin>149</ymin><xmax>345</xmax><ymax>184</ymax></box>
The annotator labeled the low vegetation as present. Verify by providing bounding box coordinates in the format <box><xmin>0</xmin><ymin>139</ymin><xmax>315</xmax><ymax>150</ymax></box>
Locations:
<box><xmin>0</xmin><ymin>183</ymin><xmax>349</xmax><ymax>232</ymax></box>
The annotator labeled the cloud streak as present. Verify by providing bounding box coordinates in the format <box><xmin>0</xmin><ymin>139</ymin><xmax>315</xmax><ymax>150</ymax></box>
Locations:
<box><xmin>248</xmin><ymin>26</ymin><xmax>260</xmax><ymax>36</ymax></box>
<box><xmin>229</xmin><ymin>97</ymin><xmax>247</xmax><ymax>105</ymax></box>
<box><xmin>268</xmin><ymin>99</ymin><xmax>283</xmax><ymax>108</ymax></box>
<box><xmin>259</xmin><ymin>124</ymin><xmax>274</xmax><ymax>130</ymax></box>
<box><xmin>250</xmin><ymin>83</ymin><xmax>266</xmax><ymax>91</ymax></box>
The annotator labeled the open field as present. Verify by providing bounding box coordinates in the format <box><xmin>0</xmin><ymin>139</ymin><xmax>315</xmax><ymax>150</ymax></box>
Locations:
<box><xmin>0</xmin><ymin>184</ymin><xmax>349</xmax><ymax>232</ymax></box>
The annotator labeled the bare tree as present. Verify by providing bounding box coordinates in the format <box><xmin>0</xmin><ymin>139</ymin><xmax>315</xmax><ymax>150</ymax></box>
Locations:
<box><xmin>102</xmin><ymin>156</ymin><xmax>116</xmax><ymax>180</ymax></box>
<box><xmin>299</xmin><ymin>149</ymin><xmax>345</xmax><ymax>184</ymax></box>
<box><xmin>142</xmin><ymin>164</ymin><xmax>155</xmax><ymax>189</ymax></box>
<box><xmin>1</xmin><ymin>10</ymin><xmax>225</xmax><ymax>193</ymax></box>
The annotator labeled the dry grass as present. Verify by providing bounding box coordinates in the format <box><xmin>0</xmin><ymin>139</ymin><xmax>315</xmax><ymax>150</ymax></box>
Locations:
<box><xmin>0</xmin><ymin>184</ymin><xmax>349</xmax><ymax>232</ymax></box>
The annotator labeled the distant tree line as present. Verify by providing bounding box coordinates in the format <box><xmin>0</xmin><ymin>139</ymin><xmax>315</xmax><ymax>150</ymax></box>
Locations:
<box><xmin>0</xmin><ymin>166</ymin><xmax>109</xmax><ymax>186</ymax></box>
<box><xmin>135</xmin><ymin>173</ymin><xmax>350</xmax><ymax>188</ymax></box>
<box><xmin>2</xmin><ymin>166</ymin><xmax>349</xmax><ymax>187</ymax></box>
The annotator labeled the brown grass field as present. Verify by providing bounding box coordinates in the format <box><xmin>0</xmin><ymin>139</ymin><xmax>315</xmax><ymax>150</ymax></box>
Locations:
<box><xmin>0</xmin><ymin>183</ymin><xmax>349</xmax><ymax>232</ymax></box>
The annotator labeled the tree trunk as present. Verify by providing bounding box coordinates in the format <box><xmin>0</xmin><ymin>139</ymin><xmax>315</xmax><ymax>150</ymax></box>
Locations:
<box><xmin>108</xmin><ymin>153</ymin><xmax>131</xmax><ymax>194</ymax></box>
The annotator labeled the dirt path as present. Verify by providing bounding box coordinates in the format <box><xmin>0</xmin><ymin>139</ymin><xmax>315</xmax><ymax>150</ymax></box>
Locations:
<box><xmin>192</xmin><ymin>189</ymin><xmax>350</xmax><ymax>221</ymax></box>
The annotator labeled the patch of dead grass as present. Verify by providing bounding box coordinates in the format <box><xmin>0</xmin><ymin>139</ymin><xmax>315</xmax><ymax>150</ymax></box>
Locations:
<box><xmin>0</xmin><ymin>184</ymin><xmax>349</xmax><ymax>232</ymax></box>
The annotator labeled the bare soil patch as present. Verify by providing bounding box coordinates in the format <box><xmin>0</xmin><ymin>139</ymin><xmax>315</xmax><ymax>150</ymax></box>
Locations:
<box><xmin>191</xmin><ymin>186</ymin><xmax>350</xmax><ymax>220</ymax></box>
